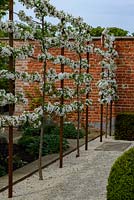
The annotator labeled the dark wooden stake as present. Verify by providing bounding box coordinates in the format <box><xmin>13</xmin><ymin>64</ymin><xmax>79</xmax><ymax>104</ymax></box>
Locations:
<box><xmin>109</xmin><ymin>100</ymin><xmax>113</xmax><ymax>136</ymax></box>
<box><xmin>76</xmin><ymin>105</ymin><xmax>80</xmax><ymax>157</ymax></box>
<box><xmin>100</xmin><ymin>34</ymin><xmax>105</xmax><ymax>142</ymax></box>
<box><xmin>100</xmin><ymin>66</ymin><xmax>104</xmax><ymax>142</ymax></box>
<box><xmin>76</xmin><ymin>54</ymin><xmax>82</xmax><ymax>157</ymax></box>
<box><xmin>59</xmin><ymin>19</ymin><xmax>65</xmax><ymax>168</ymax></box>
<box><xmin>105</xmin><ymin>103</ymin><xmax>108</xmax><ymax>138</ymax></box>
<box><xmin>85</xmin><ymin>43</ymin><xmax>89</xmax><ymax>150</ymax></box>
<box><xmin>38</xmin><ymin>59</ymin><xmax>46</xmax><ymax>180</ymax></box>
<box><xmin>60</xmin><ymin>47</ymin><xmax>64</xmax><ymax>168</ymax></box>
<box><xmin>100</xmin><ymin>104</ymin><xmax>103</xmax><ymax>142</ymax></box>
<box><xmin>38</xmin><ymin>16</ymin><xmax>47</xmax><ymax>180</ymax></box>
<box><xmin>8</xmin><ymin>0</ymin><xmax>14</xmax><ymax>198</ymax></box>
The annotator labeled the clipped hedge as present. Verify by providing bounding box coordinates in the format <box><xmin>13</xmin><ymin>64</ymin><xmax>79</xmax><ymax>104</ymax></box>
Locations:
<box><xmin>114</xmin><ymin>113</ymin><xmax>134</xmax><ymax>140</ymax></box>
<box><xmin>107</xmin><ymin>147</ymin><xmax>134</xmax><ymax>200</ymax></box>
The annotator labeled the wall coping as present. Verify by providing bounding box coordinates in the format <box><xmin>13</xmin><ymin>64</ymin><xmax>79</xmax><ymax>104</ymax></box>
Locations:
<box><xmin>1</xmin><ymin>36</ymin><xmax>134</xmax><ymax>41</ymax></box>
<box><xmin>92</xmin><ymin>36</ymin><xmax>134</xmax><ymax>41</ymax></box>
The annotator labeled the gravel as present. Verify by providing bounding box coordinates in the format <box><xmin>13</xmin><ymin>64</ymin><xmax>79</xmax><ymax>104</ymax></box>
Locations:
<box><xmin>0</xmin><ymin>136</ymin><xmax>133</xmax><ymax>200</ymax></box>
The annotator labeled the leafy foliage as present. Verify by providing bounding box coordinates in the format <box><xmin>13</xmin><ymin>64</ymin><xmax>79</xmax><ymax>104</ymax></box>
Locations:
<box><xmin>90</xmin><ymin>26</ymin><xmax>104</xmax><ymax>37</ymax></box>
<box><xmin>0</xmin><ymin>56</ymin><xmax>9</xmax><ymax>91</ymax></box>
<box><xmin>108</xmin><ymin>27</ymin><xmax>128</xmax><ymax>36</ymax></box>
<box><xmin>0</xmin><ymin>165</ymin><xmax>6</xmax><ymax>177</ymax></box>
<box><xmin>114</xmin><ymin>113</ymin><xmax>134</xmax><ymax>140</ymax></box>
<box><xmin>21</xmin><ymin>121</ymin><xmax>84</xmax><ymax>139</ymax></box>
<box><xmin>0</xmin><ymin>0</ymin><xmax>9</xmax><ymax>37</ymax></box>
<box><xmin>18</xmin><ymin>121</ymin><xmax>85</xmax><ymax>160</ymax></box>
<box><xmin>0</xmin><ymin>153</ymin><xmax>26</xmax><ymax>177</ymax></box>
<box><xmin>107</xmin><ymin>148</ymin><xmax>134</xmax><ymax>200</ymax></box>
<box><xmin>21</xmin><ymin>121</ymin><xmax>40</xmax><ymax>136</ymax></box>
<box><xmin>0</xmin><ymin>0</ymin><xmax>9</xmax><ymax>19</ymax></box>
<box><xmin>0</xmin><ymin>136</ymin><xmax>8</xmax><ymax>176</ymax></box>
<box><xmin>63</xmin><ymin>123</ymin><xmax>84</xmax><ymax>139</ymax></box>
<box><xmin>20</xmin><ymin>118</ymin><xmax>56</xmax><ymax>136</ymax></box>
<box><xmin>90</xmin><ymin>26</ymin><xmax>128</xmax><ymax>36</ymax></box>
<box><xmin>0</xmin><ymin>141</ymin><xmax>25</xmax><ymax>177</ymax></box>
<box><xmin>0</xmin><ymin>52</ymin><xmax>9</xmax><ymax>113</ymax></box>
<box><xmin>18</xmin><ymin>134</ymin><xmax>69</xmax><ymax>158</ymax></box>
<box><xmin>19</xmin><ymin>119</ymin><xmax>70</xmax><ymax>158</ymax></box>
<box><xmin>18</xmin><ymin>135</ymin><xmax>40</xmax><ymax>159</ymax></box>
<box><xmin>43</xmin><ymin>134</ymin><xmax>69</xmax><ymax>154</ymax></box>
<box><xmin>50</xmin><ymin>123</ymin><xmax>84</xmax><ymax>139</ymax></box>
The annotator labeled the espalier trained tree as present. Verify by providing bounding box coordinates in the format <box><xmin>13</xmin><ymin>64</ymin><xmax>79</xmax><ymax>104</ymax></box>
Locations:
<box><xmin>0</xmin><ymin>0</ymin><xmax>94</xmax><ymax>179</ymax></box>
<box><xmin>58</xmin><ymin>23</ymin><xmax>93</xmax><ymax>156</ymax></box>
<box><xmin>96</xmin><ymin>28</ymin><xmax>118</xmax><ymax>104</ymax></box>
<box><xmin>95</xmin><ymin>28</ymin><xmax>118</xmax><ymax>138</ymax></box>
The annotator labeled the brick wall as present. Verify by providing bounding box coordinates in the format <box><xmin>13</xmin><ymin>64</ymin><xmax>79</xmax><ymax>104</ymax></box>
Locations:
<box><xmin>2</xmin><ymin>37</ymin><xmax>134</xmax><ymax>129</ymax></box>
<box><xmin>115</xmin><ymin>38</ymin><xmax>134</xmax><ymax>114</ymax></box>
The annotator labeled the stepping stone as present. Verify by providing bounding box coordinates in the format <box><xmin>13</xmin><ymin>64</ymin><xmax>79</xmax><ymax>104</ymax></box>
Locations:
<box><xmin>95</xmin><ymin>142</ymin><xmax>132</xmax><ymax>151</ymax></box>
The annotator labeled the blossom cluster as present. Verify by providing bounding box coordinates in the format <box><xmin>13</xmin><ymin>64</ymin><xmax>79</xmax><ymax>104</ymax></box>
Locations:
<box><xmin>0</xmin><ymin>89</ymin><xmax>28</xmax><ymax>106</ymax></box>
<box><xmin>39</xmin><ymin>53</ymin><xmax>92</xmax><ymax>70</ymax></box>
<box><xmin>0</xmin><ymin>97</ymin><xmax>93</xmax><ymax>128</ymax></box>
<box><xmin>0</xmin><ymin>70</ymin><xmax>41</xmax><ymax>82</ymax></box>
<box><xmin>96</xmin><ymin>28</ymin><xmax>118</xmax><ymax>104</ymax></box>
<box><xmin>0</xmin><ymin>44</ymin><xmax>34</xmax><ymax>59</ymax></box>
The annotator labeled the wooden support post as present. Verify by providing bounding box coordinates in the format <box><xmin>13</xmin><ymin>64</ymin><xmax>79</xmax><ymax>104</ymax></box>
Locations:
<box><xmin>105</xmin><ymin>103</ymin><xmax>108</xmax><ymax>138</ymax></box>
<box><xmin>8</xmin><ymin>0</ymin><xmax>14</xmax><ymax>198</ymax></box>
<box><xmin>109</xmin><ymin>100</ymin><xmax>113</xmax><ymax>136</ymax></box>
<box><xmin>59</xmin><ymin>19</ymin><xmax>64</xmax><ymax>168</ymax></box>
<box><xmin>100</xmin><ymin>34</ymin><xmax>104</xmax><ymax>142</ymax></box>
<box><xmin>85</xmin><ymin>42</ymin><xmax>89</xmax><ymax>150</ymax></box>
<box><xmin>59</xmin><ymin>47</ymin><xmax>64</xmax><ymax>168</ymax></box>
<box><xmin>100</xmin><ymin>104</ymin><xmax>103</xmax><ymax>142</ymax></box>
<box><xmin>76</xmin><ymin>54</ymin><xmax>82</xmax><ymax>157</ymax></box>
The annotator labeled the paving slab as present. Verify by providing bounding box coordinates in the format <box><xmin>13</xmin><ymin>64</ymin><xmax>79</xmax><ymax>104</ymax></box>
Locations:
<box><xmin>95</xmin><ymin>142</ymin><xmax>132</xmax><ymax>151</ymax></box>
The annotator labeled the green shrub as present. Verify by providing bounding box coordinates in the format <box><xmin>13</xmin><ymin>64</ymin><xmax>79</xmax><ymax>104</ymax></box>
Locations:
<box><xmin>0</xmin><ymin>150</ymin><xmax>25</xmax><ymax>177</ymax></box>
<box><xmin>0</xmin><ymin>147</ymin><xmax>8</xmax><ymax>176</ymax></box>
<box><xmin>43</xmin><ymin>123</ymin><xmax>58</xmax><ymax>135</ymax></box>
<box><xmin>21</xmin><ymin>121</ymin><xmax>84</xmax><ymax>139</ymax></box>
<box><xmin>18</xmin><ymin>136</ymin><xmax>40</xmax><ymax>158</ymax></box>
<box><xmin>114</xmin><ymin>113</ymin><xmax>134</xmax><ymax>140</ymax></box>
<box><xmin>0</xmin><ymin>136</ymin><xmax>7</xmax><ymax>144</ymax></box>
<box><xmin>43</xmin><ymin>134</ymin><xmax>69</xmax><ymax>154</ymax></box>
<box><xmin>18</xmin><ymin>134</ymin><xmax>69</xmax><ymax>158</ymax></box>
<box><xmin>107</xmin><ymin>147</ymin><xmax>134</xmax><ymax>200</ymax></box>
<box><xmin>21</xmin><ymin>120</ymin><xmax>57</xmax><ymax>136</ymax></box>
<box><xmin>51</xmin><ymin>123</ymin><xmax>84</xmax><ymax>139</ymax></box>
<box><xmin>21</xmin><ymin>121</ymin><xmax>40</xmax><ymax>136</ymax></box>
<box><xmin>18</xmin><ymin>120</ymin><xmax>70</xmax><ymax>160</ymax></box>
<box><xmin>12</xmin><ymin>155</ymin><xmax>25</xmax><ymax>170</ymax></box>
<box><xmin>63</xmin><ymin>123</ymin><xmax>84</xmax><ymax>139</ymax></box>
<box><xmin>0</xmin><ymin>165</ymin><xmax>6</xmax><ymax>177</ymax></box>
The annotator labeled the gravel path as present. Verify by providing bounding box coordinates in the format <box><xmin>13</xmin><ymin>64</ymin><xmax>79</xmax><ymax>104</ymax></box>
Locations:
<box><xmin>0</xmin><ymin>136</ymin><xmax>133</xmax><ymax>200</ymax></box>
